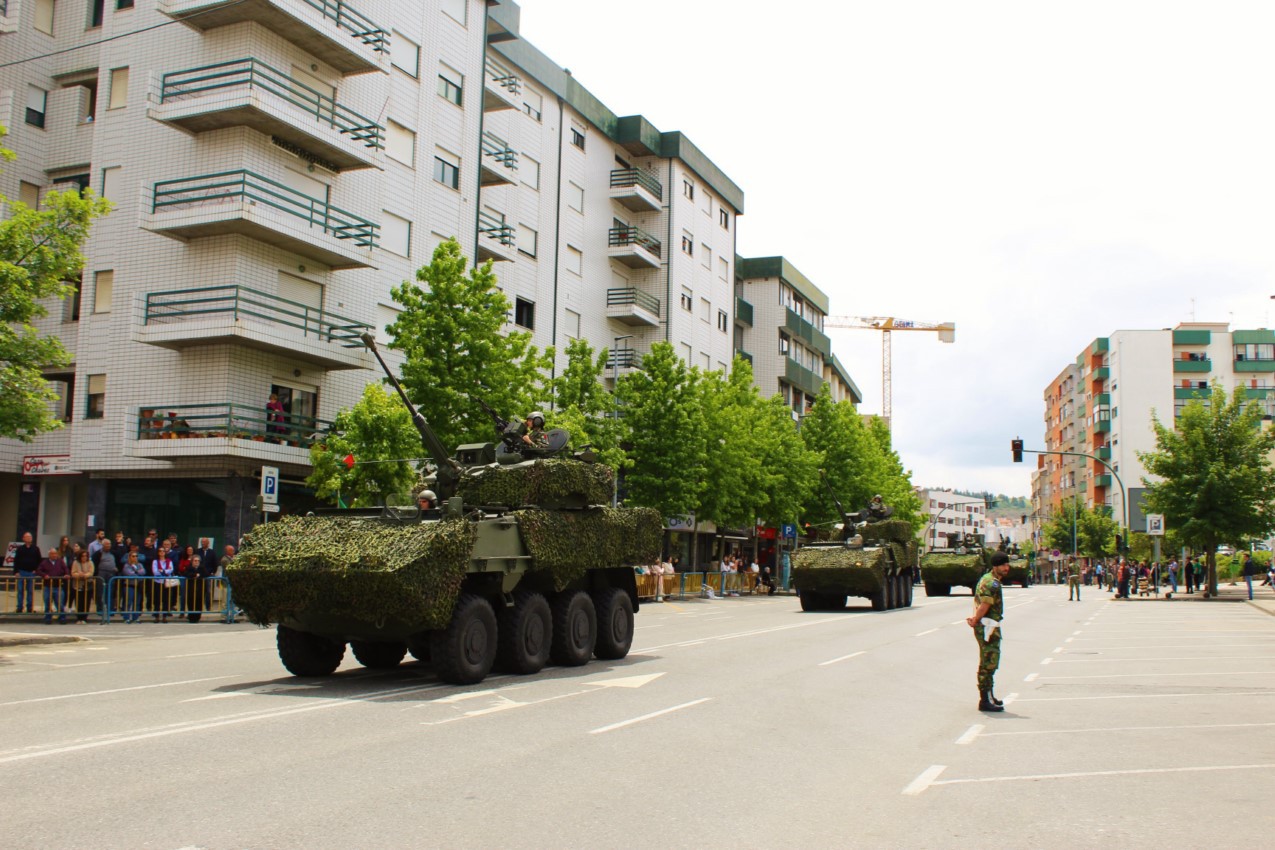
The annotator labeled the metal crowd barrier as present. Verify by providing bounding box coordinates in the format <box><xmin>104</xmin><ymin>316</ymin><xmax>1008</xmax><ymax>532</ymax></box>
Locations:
<box><xmin>0</xmin><ymin>576</ymin><xmax>239</xmax><ymax>624</ymax></box>
<box><xmin>635</xmin><ymin>571</ymin><xmax>777</xmax><ymax>601</ymax></box>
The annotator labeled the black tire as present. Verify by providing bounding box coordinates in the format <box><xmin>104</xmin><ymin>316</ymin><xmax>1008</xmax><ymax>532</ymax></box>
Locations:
<box><xmin>902</xmin><ymin>576</ymin><xmax>914</xmax><ymax>608</ymax></box>
<box><xmin>593</xmin><ymin>587</ymin><xmax>635</xmax><ymax>660</ymax></box>
<box><xmin>350</xmin><ymin>640</ymin><xmax>407</xmax><ymax>669</ymax></box>
<box><xmin>798</xmin><ymin>590</ymin><xmax>820</xmax><ymax>612</ymax></box>
<box><xmin>277</xmin><ymin>625</ymin><xmax>345</xmax><ymax>677</ymax></box>
<box><xmin>870</xmin><ymin>585</ymin><xmax>886</xmax><ymax>611</ymax></box>
<box><xmin>826</xmin><ymin>593</ymin><xmax>847</xmax><ymax>610</ymax></box>
<box><xmin>550</xmin><ymin>590</ymin><xmax>596</xmax><ymax>666</ymax></box>
<box><xmin>497</xmin><ymin>591</ymin><xmax>553</xmax><ymax>674</ymax></box>
<box><xmin>924</xmin><ymin>582</ymin><xmax>951</xmax><ymax>597</ymax></box>
<box><xmin>884</xmin><ymin>576</ymin><xmax>897</xmax><ymax>610</ymax></box>
<box><xmin>430</xmin><ymin>594</ymin><xmax>498</xmax><ymax>685</ymax></box>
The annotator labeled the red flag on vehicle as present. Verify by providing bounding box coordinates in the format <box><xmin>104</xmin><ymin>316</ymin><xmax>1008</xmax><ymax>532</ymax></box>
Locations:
<box><xmin>343</xmin><ymin>453</ymin><xmax>355</xmax><ymax>469</ymax></box>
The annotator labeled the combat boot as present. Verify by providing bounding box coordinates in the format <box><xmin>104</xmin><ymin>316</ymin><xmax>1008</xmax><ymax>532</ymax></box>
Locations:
<box><xmin>978</xmin><ymin>689</ymin><xmax>1004</xmax><ymax>712</ymax></box>
<box><xmin>989</xmin><ymin>689</ymin><xmax>1003</xmax><ymax>707</ymax></box>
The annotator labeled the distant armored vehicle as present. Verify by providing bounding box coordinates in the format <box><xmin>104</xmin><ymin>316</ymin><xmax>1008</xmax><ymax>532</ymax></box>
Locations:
<box><xmin>920</xmin><ymin>534</ymin><xmax>1030</xmax><ymax>596</ymax></box>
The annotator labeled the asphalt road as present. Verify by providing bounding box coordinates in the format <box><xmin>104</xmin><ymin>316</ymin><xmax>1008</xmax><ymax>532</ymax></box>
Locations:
<box><xmin>2</xmin><ymin>586</ymin><xmax>1273</xmax><ymax>849</ymax></box>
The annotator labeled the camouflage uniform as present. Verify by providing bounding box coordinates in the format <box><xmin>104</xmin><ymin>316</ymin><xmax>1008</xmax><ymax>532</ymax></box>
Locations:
<box><xmin>973</xmin><ymin>571</ymin><xmax>1004</xmax><ymax>692</ymax></box>
<box><xmin>1067</xmin><ymin>560</ymin><xmax>1081</xmax><ymax>601</ymax></box>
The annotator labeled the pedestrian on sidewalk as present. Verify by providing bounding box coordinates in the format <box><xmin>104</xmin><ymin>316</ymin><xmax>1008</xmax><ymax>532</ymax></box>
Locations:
<box><xmin>1242</xmin><ymin>553</ymin><xmax>1258</xmax><ymax>601</ymax></box>
<box><xmin>968</xmin><ymin>552</ymin><xmax>1010</xmax><ymax>712</ymax></box>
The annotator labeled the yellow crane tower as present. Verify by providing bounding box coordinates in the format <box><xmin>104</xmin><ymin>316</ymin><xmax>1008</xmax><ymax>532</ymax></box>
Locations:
<box><xmin>824</xmin><ymin>316</ymin><xmax>956</xmax><ymax>429</ymax></box>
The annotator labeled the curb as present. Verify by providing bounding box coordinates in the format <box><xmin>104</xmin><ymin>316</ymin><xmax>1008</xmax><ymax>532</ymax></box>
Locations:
<box><xmin>0</xmin><ymin>633</ymin><xmax>87</xmax><ymax>648</ymax></box>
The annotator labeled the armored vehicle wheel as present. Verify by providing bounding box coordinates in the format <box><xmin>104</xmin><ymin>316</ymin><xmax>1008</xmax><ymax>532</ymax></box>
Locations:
<box><xmin>870</xmin><ymin>585</ymin><xmax>886</xmax><ymax>611</ymax></box>
<box><xmin>497</xmin><ymin>591</ymin><xmax>553</xmax><ymax>674</ymax></box>
<box><xmin>884</xmin><ymin>577</ymin><xmax>897</xmax><ymax>610</ymax></box>
<box><xmin>277</xmin><ymin>626</ymin><xmax>345</xmax><ymax>677</ymax></box>
<box><xmin>431</xmin><ymin>594</ymin><xmax>498</xmax><ymax>685</ymax></box>
<box><xmin>902</xmin><ymin>576</ymin><xmax>914</xmax><ymax>608</ymax></box>
<box><xmin>551</xmin><ymin>590</ymin><xmax>597</xmax><ymax>666</ymax></box>
<box><xmin>593</xmin><ymin>588</ymin><xmax>635</xmax><ymax>660</ymax></box>
<box><xmin>924</xmin><ymin>582</ymin><xmax>951</xmax><ymax>597</ymax></box>
<box><xmin>351</xmin><ymin>640</ymin><xmax>407</xmax><ymax>669</ymax></box>
<box><xmin>798</xmin><ymin>590</ymin><xmax>819</xmax><ymax>612</ymax></box>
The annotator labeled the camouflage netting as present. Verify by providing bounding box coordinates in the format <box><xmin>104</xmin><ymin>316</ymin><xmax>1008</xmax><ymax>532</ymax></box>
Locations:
<box><xmin>457</xmin><ymin>460</ymin><xmax>613</xmax><ymax>507</ymax></box>
<box><xmin>860</xmin><ymin>519</ymin><xmax>916</xmax><ymax>546</ymax></box>
<box><xmin>791</xmin><ymin>542</ymin><xmax>909</xmax><ymax>596</ymax></box>
<box><xmin>920</xmin><ymin>551</ymin><xmax>988</xmax><ymax>588</ymax></box>
<box><xmin>515</xmin><ymin>507</ymin><xmax>662</xmax><ymax>590</ymax></box>
<box><xmin>226</xmin><ymin>515</ymin><xmax>478</xmax><ymax>630</ymax></box>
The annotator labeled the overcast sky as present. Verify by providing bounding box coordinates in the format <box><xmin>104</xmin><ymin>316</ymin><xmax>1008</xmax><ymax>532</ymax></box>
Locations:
<box><xmin>516</xmin><ymin>0</ymin><xmax>1266</xmax><ymax>497</ymax></box>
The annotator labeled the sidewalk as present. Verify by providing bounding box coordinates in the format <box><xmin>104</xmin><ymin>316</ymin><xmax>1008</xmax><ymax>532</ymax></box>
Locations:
<box><xmin>1094</xmin><ymin>580</ymin><xmax>1275</xmax><ymax>617</ymax></box>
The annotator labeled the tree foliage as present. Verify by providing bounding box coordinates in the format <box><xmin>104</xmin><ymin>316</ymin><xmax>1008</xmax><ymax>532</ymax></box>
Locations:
<box><xmin>546</xmin><ymin>338</ymin><xmax>623</xmax><ymax>471</ymax></box>
<box><xmin>696</xmin><ymin>358</ymin><xmax>768</xmax><ymax>530</ymax></box>
<box><xmin>1138</xmin><ymin>384</ymin><xmax>1275</xmax><ymax>593</ymax></box>
<box><xmin>1</xmin><ymin>129</ymin><xmax>111</xmax><ymax>441</ymax></box>
<box><xmin>753</xmin><ymin>394</ymin><xmax>820</xmax><ymax>527</ymax></box>
<box><xmin>387</xmin><ymin>239</ymin><xmax>553</xmax><ymax>452</ymax></box>
<box><xmin>306</xmin><ymin>383</ymin><xmax>423</xmax><ymax>507</ymax></box>
<box><xmin>1040</xmin><ymin>498</ymin><xmax>1116</xmax><ymax>559</ymax></box>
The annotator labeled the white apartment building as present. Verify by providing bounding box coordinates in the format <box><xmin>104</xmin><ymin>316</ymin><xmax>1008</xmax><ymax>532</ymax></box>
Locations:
<box><xmin>1032</xmin><ymin>321</ymin><xmax>1273</xmax><ymax>534</ymax></box>
<box><xmin>734</xmin><ymin>255</ymin><xmax>860</xmax><ymax>415</ymax></box>
<box><xmin>0</xmin><ymin>0</ymin><xmax>747</xmax><ymax>549</ymax></box>
<box><xmin>917</xmin><ymin>488</ymin><xmax>987</xmax><ymax>550</ymax></box>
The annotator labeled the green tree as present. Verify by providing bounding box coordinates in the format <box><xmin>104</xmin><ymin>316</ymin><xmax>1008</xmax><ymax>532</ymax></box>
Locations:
<box><xmin>798</xmin><ymin>387</ymin><xmax>874</xmax><ymax>528</ymax></box>
<box><xmin>865</xmin><ymin>417</ymin><xmax>924</xmax><ymax>532</ymax></box>
<box><xmin>306</xmin><ymin>383</ymin><xmax>422</xmax><ymax>507</ymax></box>
<box><xmin>387</xmin><ymin>239</ymin><xmax>553</xmax><ymax>452</ymax></box>
<box><xmin>615</xmin><ymin>342</ymin><xmax>705</xmax><ymax>519</ymax></box>
<box><xmin>696</xmin><ymin>358</ymin><xmax>767</xmax><ymax>530</ymax></box>
<box><xmin>752</xmin><ymin>394</ymin><xmax>820</xmax><ymax>528</ymax></box>
<box><xmin>546</xmin><ymin>338</ymin><xmax>623</xmax><ymax>471</ymax></box>
<box><xmin>1</xmin><ymin>129</ymin><xmax>111</xmax><ymax>440</ymax></box>
<box><xmin>1075</xmin><ymin>504</ymin><xmax>1118</xmax><ymax>559</ymax></box>
<box><xmin>1138</xmin><ymin>384</ymin><xmax>1275</xmax><ymax>595</ymax></box>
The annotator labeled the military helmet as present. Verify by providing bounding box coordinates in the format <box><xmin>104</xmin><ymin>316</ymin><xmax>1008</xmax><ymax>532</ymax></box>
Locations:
<box><xmin>527</xmin><ymin>411</ymin><xmax>545</xmax><ymax>426</ymax></box>
<box><xmin>418</xmin><ymin>489</ymin><xmax>437</xmax><ymax>504</ymax></box>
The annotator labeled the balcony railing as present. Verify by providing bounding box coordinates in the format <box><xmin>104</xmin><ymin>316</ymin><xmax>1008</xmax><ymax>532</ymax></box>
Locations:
<box><xmin>144</xmin><ymin>285</ymin><xmax>370</xmax><ymax>346</ymax></box>
<box><xmin>478</xmin><ymin>209</ymin><xmax>514</xmax><ymax>246</ymax></box>
<box><xmin>607</xmin><ymin>287</ymin><xmax>661</xmax><ymax>316</ymax></box>
<box><xmin>1173</xmin><ymin>358</ymin><xmax>1211</xmax><ymax>373</ymax></box>
<box><xmin>160</xmin><ymin>59</ymin><xmax>384</xmax><ymax>149</ymax></box>
<box><xmin>784</xmin><ymin>308</ymin><xmax>831</xmax><ymax>359</ymax></box>
<box><xmin>1093</xmin><ymin>474</ymin><xmax>1112</xmax><ymax>488</ymax></box>
<box><xmin>607</xmin><ymin>349</ymin><xmax>641</xmax><ymax>370</ymax></box>
<box><xmin>785</xmin><ymin>358</ymin><xmax>824</xmax><ymax>396</ymax></box>
<box><xmin>609</xmin><ymin>168</ymin><xmax>662</xmax><ymax>199</ymax></box>
<box><xmin>735</xmin><ymin>350</ymin><xmax>753</xmax><ymax>366</ymax></box>
<box><xmin>608</xmin><ymin>225</ymin><xmax>662</xmax><ymax>257</ymax></box>
<box><xmin>735</xmin><ymin>296</ymin><xmax>753</xmax><ymax>327</ymax></box>
<box><xmin>151</xmin><ymin>169</ymin><xmax>378</xmax><ymax>248</ymax></box>
<box><xmin>479</xmin><ymin>130</ymin><xmax>518</xmax><ymax>185</ymax></box>
<box><xmin>296</xmin><ymin>0</ymin><xmax>387</xmax><ymax>52</ymax></box>
<box><xmin>136</xmin><ymin>403</ymin><xmax>331</xmax><ymax>446</ymax></box>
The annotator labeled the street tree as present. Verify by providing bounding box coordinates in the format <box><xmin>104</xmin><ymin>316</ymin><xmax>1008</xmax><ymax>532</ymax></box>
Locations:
<box><xmin>798</xmin><ymin>387</ymin><xmax>875</xmax><ymax>528</ymax></box>
<box><xmin>615</xmin><ymin>341</ymin><xmax>705</xmax><ymax>520</ymax></box>
<box><xmin>387</xmin><ymin>238</ymin><xmax>553</xmax><ymax>452</ymax></box>
<box><xmin>307</xmin><ymin>383</ymin><xmax>422</xmax><ymax>507</ymax></box>
<box><xmin>546</xmin><ymin>338</ymin><xmax>623</xmax><ymax>471</ymax></box>
<box><xmin>752</xmin><ymin>394</ymin><xmax>820</xmax><ymax>529</ymax></box>
<box><xmin>865</xmin><ymin>417</ymin><xmax>924</xmax><ymax>531</ymax></box>
<box><xmin>1040</xmin><ymin>498</ymin><xmax>1116</xmax><ymax>559</ymax></box>
<box><xmin>1</xmin><ymin>130</ymin><xmax>111</xmax><ymax>441</ymax></box>
<box><xmin>1138</xmin><ymin>384</ymin><xmax>1275</xmax><ymax>595</ymax></box>
<box><xmin>696</xmin><ymin>358</ymin><xmax>767</xmax><ymax>530</ymax></box>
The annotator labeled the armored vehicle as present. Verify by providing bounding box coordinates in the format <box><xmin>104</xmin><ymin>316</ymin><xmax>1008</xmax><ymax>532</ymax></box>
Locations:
<box><xmin>790</xmin><ymin>481</ymin><xmax>918</xmax><ymax>612</ymax></box>
<box><xmin>920</xmin><ymin>535</ymin><xmax>1030</xmax><ymax>596</ymax></box>
<box><xmin>226</xmin><ymin>335</ymin><xmax>662</xmax><ymax>685</ymax></box>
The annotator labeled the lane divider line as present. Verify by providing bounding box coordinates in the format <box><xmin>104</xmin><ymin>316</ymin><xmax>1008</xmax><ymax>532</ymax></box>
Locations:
<box><xmin>902</xmin><ymin>765</ymin><xmax>947</xmax><ymax>796</ymax></box>
<box><xmin>588</xmin><ymin>698</ymin><xmax>712</xmax><ymax>735</ymax></box>
<box><xmin>955</xmin><ymin>724</ymin><xmax>983</xmax><ymax>746</ymax></box>
<box><xmin>818</xmin><ymin>651</ymin><xmax>865</xmax><ymax>667</ymax></box>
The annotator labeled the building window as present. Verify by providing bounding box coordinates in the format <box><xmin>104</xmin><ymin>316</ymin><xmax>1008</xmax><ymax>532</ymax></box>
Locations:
<box><xmin>387</xmin><ymin>120</ymin><xmax>416</xmax><ymax>166</ymax></box>
<box><xmin>441</xmin><ymin>0</ymin><xmax>466</xmax><ymax>25</ymax></box>
<box><xmin>521</xmin><ymin>155</ymin><xmax>540</xmax><ymax>190</ymax></box>
<box><xmin>517</xmin><ymin>223</ymin><xmax>538</xmax><ymax>258</ymax></box>
<box><xmin>106</xmin><ymin>67</ymin><xmax>129</xmax><ymax>110</ymax></box>
<box><xmin>90</xmin><ymin>0</ymin><xmax>103</xmax><ymax>27</ymax></box>
<box><xmin>382</xmin><ymin>211</ymin><xmax>411</xmax><ymax>257</ymax></box>
<box><xmin>65</xmin><ymin>274</ymin><xmax>82</xmax><ymax>322</ymax></box>
<box><xmin>681</xmin><ymin>235</ymin><xmax>693</xmax><ymax>256</ymax></box>
<box><xmin>86</xmin><ymin>374</ymin><xmax>105</xmax><ymax>420</ymax></box>
<box><xmin>567</xmin><ymin>182</ymin><xmax>583</xmax><ymax>212</ymax></box>
<box><xmin>699</xmin><ymin>298</ymin><xmax>711</xmax><ymax>322</ymax></box>
<box><xmin>779</xmin><ymin>335</ymin><xmax>790</xmax><ymax>355</ymax></box>
<box><xmin>392</xmin><ymin>31</ymin><xmax>420</xmax><ymax>77</ymax></box>
<box><xmin>117</xmin><ymin>0</ymin><xmax>134</xmax><ymax>8</ymax></box>
<box><xmin>570</xmin><ymin>127</ymin><xmax>585</xmax><ymax>149</ymax></box>
<box><xmin>93</xmin><ymin>270</ymin><xmax>113</xmax><ymax>313</ymax></box>
<box><xmin>437</xmin><ymin>65</ymin><xmax>463</xmax><ymax>106</ymax></box>
<box><xmin>564</xmin><ymin>308</ymin><xmax>581</xmax><ymax>340</ymax></box>
<box><xmin>100</xmin><ymin>166</ymin><xmax>121</xmax><ymax>200</ymax></box>
<box><xmin>701</xmin><ymin>244</ymin><xmax>711</xmax><ymax>268</ymax></box>
<box><xmin>717</xmin><ymin>310</ymin><xmax>728</xmax><ymax>333</ymax></box>
<box><xmin>1236</xmin><ymin>343</ymin><xmax>1275</xmax><ymax>361</ymax></box>
<box><xmin>433</xmin><ymin>151</ymin><xmax>459</xmax><ymax>189</ymax></box>
<box><xmin>514</xmin><ymin>297</ymin><xmax>535</xmax><ymax>330</ymax></box>
<box><xmin>270</xmin><ymin>383</ymin><xmax>319</xmax><ymax>433</ymax></box>
<box><xmin>680</xmin><ymin>288</ymin><xmax>693</xmax><ymax>312</ymax></box>
<box><xmin>523</xmin><ymin>90</ymin><xmax>543</xmax><ymax>121</ymax></box>
<box><xmin>679</xmin><ymin>343</ymin><xmax>693</xmax><ymax>364</ymax></box>
<box><xmin>19</xmin><ymin>181</ymin><xmax>41</xmax><ymax>209</ymax></box>
<box><xmin>566</xmin><ymin>245</ymin><xmax>582</xmax><ymax>275</ymax></box>
<box><xmin>718</xmin><ymin>257</ymin><xmax>729</xmax><ymax>281</ymax></box>
<box><xmin>35</xmin><ymin>0</ymin><xmax>56</xmax><ymax>34</ymax></box>
<box><xmin>26</xmin><ymin>87</ymin><xmax>47</xmax><ymax>128</ymax></box>
<box><xmin>719</xmin><ymin>208</ymin><xmax>729</xmax><ymax>229</ymax></box>
<box><xmin>683</xmin><ymin>179</ymin><xmax>694</xmax><ymax>200</ymax></box>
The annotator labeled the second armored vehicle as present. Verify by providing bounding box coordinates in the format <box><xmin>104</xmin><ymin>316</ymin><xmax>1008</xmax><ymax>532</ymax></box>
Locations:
<box><xmin>920</xmin><ymin>535</ymin><xmax>1030</xmax><ymax>596</ymax></box>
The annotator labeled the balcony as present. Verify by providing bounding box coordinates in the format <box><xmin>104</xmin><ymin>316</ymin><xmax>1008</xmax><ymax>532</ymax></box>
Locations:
<box><xmin>606</xmin><ymin>287</ymin><xmax>660</xmax><ymax>328</ymax></box>
<box><xmin>1097</xmin><ymin>445</ymin><xmax>1111</xmax><ymax>460</ymax></box>
<box><xmin>606</xmin><ymin>348</ymin><xmax>642</xmax><ymax>375</ymax></box>
<box><xmin>607</xmin><ymin>225</ymin><xmax>662</xmax><ymax>269</ymax></box>
<box><xmin>476</xmin><ymin>209</ymin><xmax>516</xmax><ymax>263</ymax></box>
<box><xmin>734</xmin><ymin>350</ymin><xmax>753</xmax><ymax>366</ymax></box>
<box><xmin>784</xmin><ymin>358</ymin><xmax>824</xmax><ymax>397</ymax></box>
<box><xmin>138</xmin><ymin>285</ymin><xmax>372</xmax><ymax>370</ymax></box>
<box><xmin>153</xmin><ymin>59</ymin><xmax>385</xmax><ymax>171</ymax></box>
<box><xmin>131</xmin><ymin>403</ymin><xmax>331</xmax><ymax>465</ymax></box>
<box><xmin>735</xmin><ymin>296</ymin><xmax>753</xmax><ymax>328</ymax></box>
<box><xmin>479</xmin><ymin>131</ymin><xmax>518</xmax><ymax>187</ymax></box>
<box><xmin>1235</xmin><ymin>359</ymin><xmax>1275</xmax><ymax>373</ymax></box>
<box><xmin>1173</xmin><ymin>329</ymin><xmax>1211</xmax><ymax>345</ymax></box>
<box><xmin>1173</xmin><ymin>358</ymin><xmax>1211</xmax><ymax>373</ymax></box>
<box><xmin>46</xmin><ymin>87</ymin><xmax>95</xmax><ymax>168</ymax></box>
<box><xmin>1094</xmin><ymin>393</ymin><xmax>1110</xmax><ymax>407</ymax></box>
<box><xmin>1094</xmin><ymin>419</ymin><xmax>1111</xmax><ymax>433</ymax></box>
<box><xmin>159</xmin><ymin>0</ymin><xmax>389</xmax><ymax>75</ymax></box>
<box><xmin>1091</xmin><ymin>366</ymin><xmax>1109</xmax><ymax>382</ymax></box>
<box><xmin>1093</xmin><ymin>474</ymin><xmax>1112</xmax><ymax>489</ymax></box>
<box><xmin>483</xmin><ymin>55</ymin><xmax>522</xmax><ymax>112</ymax></box>
<box><xmin>784</xmin><ymin>308</ymin><xmax>831</xmax><ymax>358</ymax></box>
<box><xmin>144</xmin><ymin>170</ymin><xmax>378</xmax><ymax>270</ymax></box>
<box><xmin>609</xmin><ymin>168</ymin><xmax>662</xmax><ymax>212</ymax></box>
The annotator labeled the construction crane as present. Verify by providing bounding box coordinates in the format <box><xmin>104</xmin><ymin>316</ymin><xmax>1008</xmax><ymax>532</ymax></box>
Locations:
<box><xmin>824</xmin><ymin>316</ymin><xmax>956</xmax><ymax>428</ymax></box>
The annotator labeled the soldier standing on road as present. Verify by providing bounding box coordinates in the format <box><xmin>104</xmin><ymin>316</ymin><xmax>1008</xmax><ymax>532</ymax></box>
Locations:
<box><xmin>1067</xmin><ymin>558</ymin><xmax>1081</xmax><ymax>601</ymax></box>
<box><xmin>967</xmin><ymin>551</ymin><xmax>1010</xmax><ymax>712</ymax></box>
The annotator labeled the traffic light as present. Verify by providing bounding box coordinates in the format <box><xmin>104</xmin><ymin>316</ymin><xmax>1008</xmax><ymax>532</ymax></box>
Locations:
<box><xmin>1011</xmin><ymin>438</ymin><xmax>1024</xmax><ymax>463</ymax></box>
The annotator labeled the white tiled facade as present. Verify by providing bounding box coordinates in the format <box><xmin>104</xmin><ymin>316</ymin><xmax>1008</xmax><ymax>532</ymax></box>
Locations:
<box><xmin>918</xmin><ymin>488</ymin><xmax>987</xmax><ymax>549</ymax></box>
<box><xmin>0</xmin><ymin>0</ymin><xmax>756</xmax><ymax>548</ymax></box>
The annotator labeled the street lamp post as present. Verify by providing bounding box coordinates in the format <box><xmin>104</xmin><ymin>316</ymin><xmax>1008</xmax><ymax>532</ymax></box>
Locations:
<box><xmin>611</xmin><ymin>334</ymin><xmax>633</xmax><ymax>509</ymax></box>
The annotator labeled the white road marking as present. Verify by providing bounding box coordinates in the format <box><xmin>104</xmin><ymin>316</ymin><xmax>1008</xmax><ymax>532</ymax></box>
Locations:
<box><xmin>164</xmin><ymin>651</ymin><xmax>221</xmax><ymax>659</ymax></box>
<box><xmin>633</xmin><ymin>615</ymin><xmax>851</xmax><ymax>653</ymax></box>
<box><xmin>927</xmin><ymin>763</ymin><xmax>1275</xmax><ymax>790</ymax></box>
<box><xmin>1002</xmin><ymin>692</ymin><xmax>1019</xmax><ymax>706</ymax></box>
<box><xmin>914</xmin><ymin>628</ymin><xmax>939</xmax><ymax>637</ymax></box>
<box><xmin>181</xmin><ymin>692</ymin><xmax>250</xmax><ymax>702</ymax></box>
<box><xmin>11</xmin><ymin>660</ymin><xmax>111</xmax><ymax>669</ymax></box>
<box><xmin>1053</xmin><ymin>646</ymin><xmax>1063</xmax><ymax>653</ymax></box>
<box><xmin>902</xmin><ymin>765</ymin><xmax>947</xmax><ymax>796</ymax></box>
<box><xmin>980</xmin><ymin>721</ymin><xmax>1275</xmax><ymax>739</ymax></box>
<box><xmin>1041</xmin><ymin>658</ymin><xmax>1052</xmax><ymax>665</ymax></box>
<box><xmin>588</xmin><ymin>698</ymin><xmax>711</xmax><ymax>735</ymax></box>
<box><xmin>1041</xmin><ymin>670</ymin><xmax>1275</xmax><ymax>681</ymax></box>
<box><xmin>955</xmin><ymin>725</ymin><xmax>983</xmax><ymax>745</ymax></box>
<box><xmin>1051</xmin><ymin>655</ymin><xmax>1275</xmax><ymax>664</ymax></box>
<box><xmin>950</xmin><ymin>620</ymin><xmax>967</xmax><ymax>626</ymax></box>
<box><xmin>1024</xmin><ymin>673</ymin><xmax>1039</xmax><ymax>682</ymax></box>
<box><xmin>1064</xmin><ymin>638</ymin><xmax>1075</xmax><ymax>643</ymax></box>
<box><xmin>1017</xmin><ymin>691</ymin><xmax>1275</xmax><ymax>703</ymax></box>
<box><xmin>0</xmin><ymin>676</ymin><xmax>235</xmax><ymax>708</ymax></box>
<box><xmin>818</xmin><ymin>651</ymin><xmax>865</xmax><ymax>667</ymax></box>
<box><xmin>1072</xmin><ymin>631</ymin><xmax>1082</xmax><ymax>636</ymax></box>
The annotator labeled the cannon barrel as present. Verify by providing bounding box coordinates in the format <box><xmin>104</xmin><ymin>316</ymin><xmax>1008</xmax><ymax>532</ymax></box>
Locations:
<box><xmin>359</xmin><ymin>333</ymin><xmax>460</xmax><ymax>500</ymax></box>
